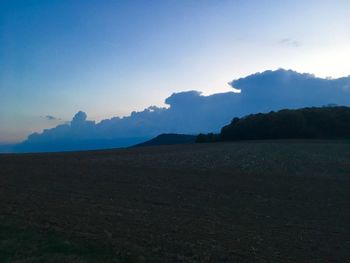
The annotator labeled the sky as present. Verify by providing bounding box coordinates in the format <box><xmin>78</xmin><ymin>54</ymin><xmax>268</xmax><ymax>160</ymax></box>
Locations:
<box><xmin>1</xmin><ymin>0</ymin><xmax>350</xmax><ymax>143</ymax></box>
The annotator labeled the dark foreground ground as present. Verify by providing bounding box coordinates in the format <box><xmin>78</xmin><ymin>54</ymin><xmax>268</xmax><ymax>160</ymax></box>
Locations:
<box><xmin>1</xmin><ymin>141</ymin><xmax>350</xmax><ymax>262</ymax></box>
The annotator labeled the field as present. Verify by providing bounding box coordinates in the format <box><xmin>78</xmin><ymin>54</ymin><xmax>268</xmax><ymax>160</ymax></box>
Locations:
<box><xmin>1</xmin><ymin>141</ymin><xmax>350</xmax><ymax>262</ymax></box>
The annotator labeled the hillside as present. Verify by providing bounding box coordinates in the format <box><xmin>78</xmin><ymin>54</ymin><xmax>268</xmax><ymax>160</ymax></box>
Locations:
<box><xmin>134</xmin><ymin>133</ymin><xmax>196</xmax><ymax>147</ymax></box>
<box><xmin>221</xmin><ymin>106</ymin><xmax>350</xmax><ymax>141</ymax></box>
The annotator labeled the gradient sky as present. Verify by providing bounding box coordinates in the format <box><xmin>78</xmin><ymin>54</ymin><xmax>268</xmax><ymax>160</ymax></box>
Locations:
<box><xmin>1</xmin><ymin>0</ymin><xmax>350</xmax><ymax>143</ymax></box>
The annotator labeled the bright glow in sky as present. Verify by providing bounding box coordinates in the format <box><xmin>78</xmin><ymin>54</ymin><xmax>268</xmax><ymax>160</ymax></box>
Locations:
<box><xmin>1</xmin><ymin>0</ymin><xmax>349</xmax><ymax>143</ymax></box>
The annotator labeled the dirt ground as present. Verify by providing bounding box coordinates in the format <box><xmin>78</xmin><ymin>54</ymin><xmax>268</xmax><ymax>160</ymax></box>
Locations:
<box><xmin>1</xmin><ymin>141</ymin><xmax>350</xmax><ymax>262</ymax></box>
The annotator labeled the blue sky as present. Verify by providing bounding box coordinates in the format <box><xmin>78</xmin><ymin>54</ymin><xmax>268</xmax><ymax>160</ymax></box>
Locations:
<box><xmin>1</xmin><ymin>0</ymin><xmax>350</xmax><ymax>143</ymax></box>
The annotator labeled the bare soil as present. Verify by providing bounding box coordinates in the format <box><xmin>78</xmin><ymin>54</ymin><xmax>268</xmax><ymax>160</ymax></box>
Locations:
<box><xmin>1</xmin><ymin>141</ymin><xmax>350</xmax><ymax>262</ymax></box>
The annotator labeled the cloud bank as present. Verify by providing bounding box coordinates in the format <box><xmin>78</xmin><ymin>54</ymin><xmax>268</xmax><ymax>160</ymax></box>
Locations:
<box><xmin>17</xmin><ymin>69</ymin><xmax>350</xmax><ymax>152</ymax></box>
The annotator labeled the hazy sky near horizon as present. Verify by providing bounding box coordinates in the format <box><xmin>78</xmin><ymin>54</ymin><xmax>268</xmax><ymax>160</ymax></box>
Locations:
<box><xmin>1</xmin><ymin>0</ymin><xmax>350</xmax><ymax>143</ymax></box>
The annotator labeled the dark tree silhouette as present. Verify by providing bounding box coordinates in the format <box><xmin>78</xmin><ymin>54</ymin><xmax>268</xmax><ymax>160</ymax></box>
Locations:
<box><xmin>220</xmin><ymin>106</ymin><xmax>350</xmax><ymax>141</ymax></box>
<box><xmin>196</xmin><ymin>106</ymin><xmax>350</xmax><ymax>142</ymax></box>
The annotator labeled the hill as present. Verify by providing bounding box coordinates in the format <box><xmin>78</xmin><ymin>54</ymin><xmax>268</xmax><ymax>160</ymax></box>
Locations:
<box><xmin>221</xmin><ymin>106</ymin><xmax>350</xmax><ymax>141</ymax></box>
<box><xmin>134</xmin><ymin>133</ymin><xmax>196</xmax><ymax>147</ymax></box>
<box><xmin>197</xmin><ymin>106</ymin><xmax>350</xmax><ymax>142</ymax></box>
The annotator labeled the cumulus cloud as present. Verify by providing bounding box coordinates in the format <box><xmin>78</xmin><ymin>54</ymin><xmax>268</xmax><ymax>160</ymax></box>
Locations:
<box><xmin>230</xmin><ymin>69</ymin><xmax>350</xmax><ymax>113</ymax></box>
<box><xmin>17</xmin><ymin>69</ymin><xmax>350</xmax><ymax>152</ymax></box>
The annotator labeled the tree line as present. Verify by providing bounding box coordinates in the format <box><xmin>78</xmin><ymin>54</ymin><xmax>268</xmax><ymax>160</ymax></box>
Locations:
<box><xmin>196</xmin><ymin>106</ymin><xmax>350</xmax><ymax>142</ymax></box>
